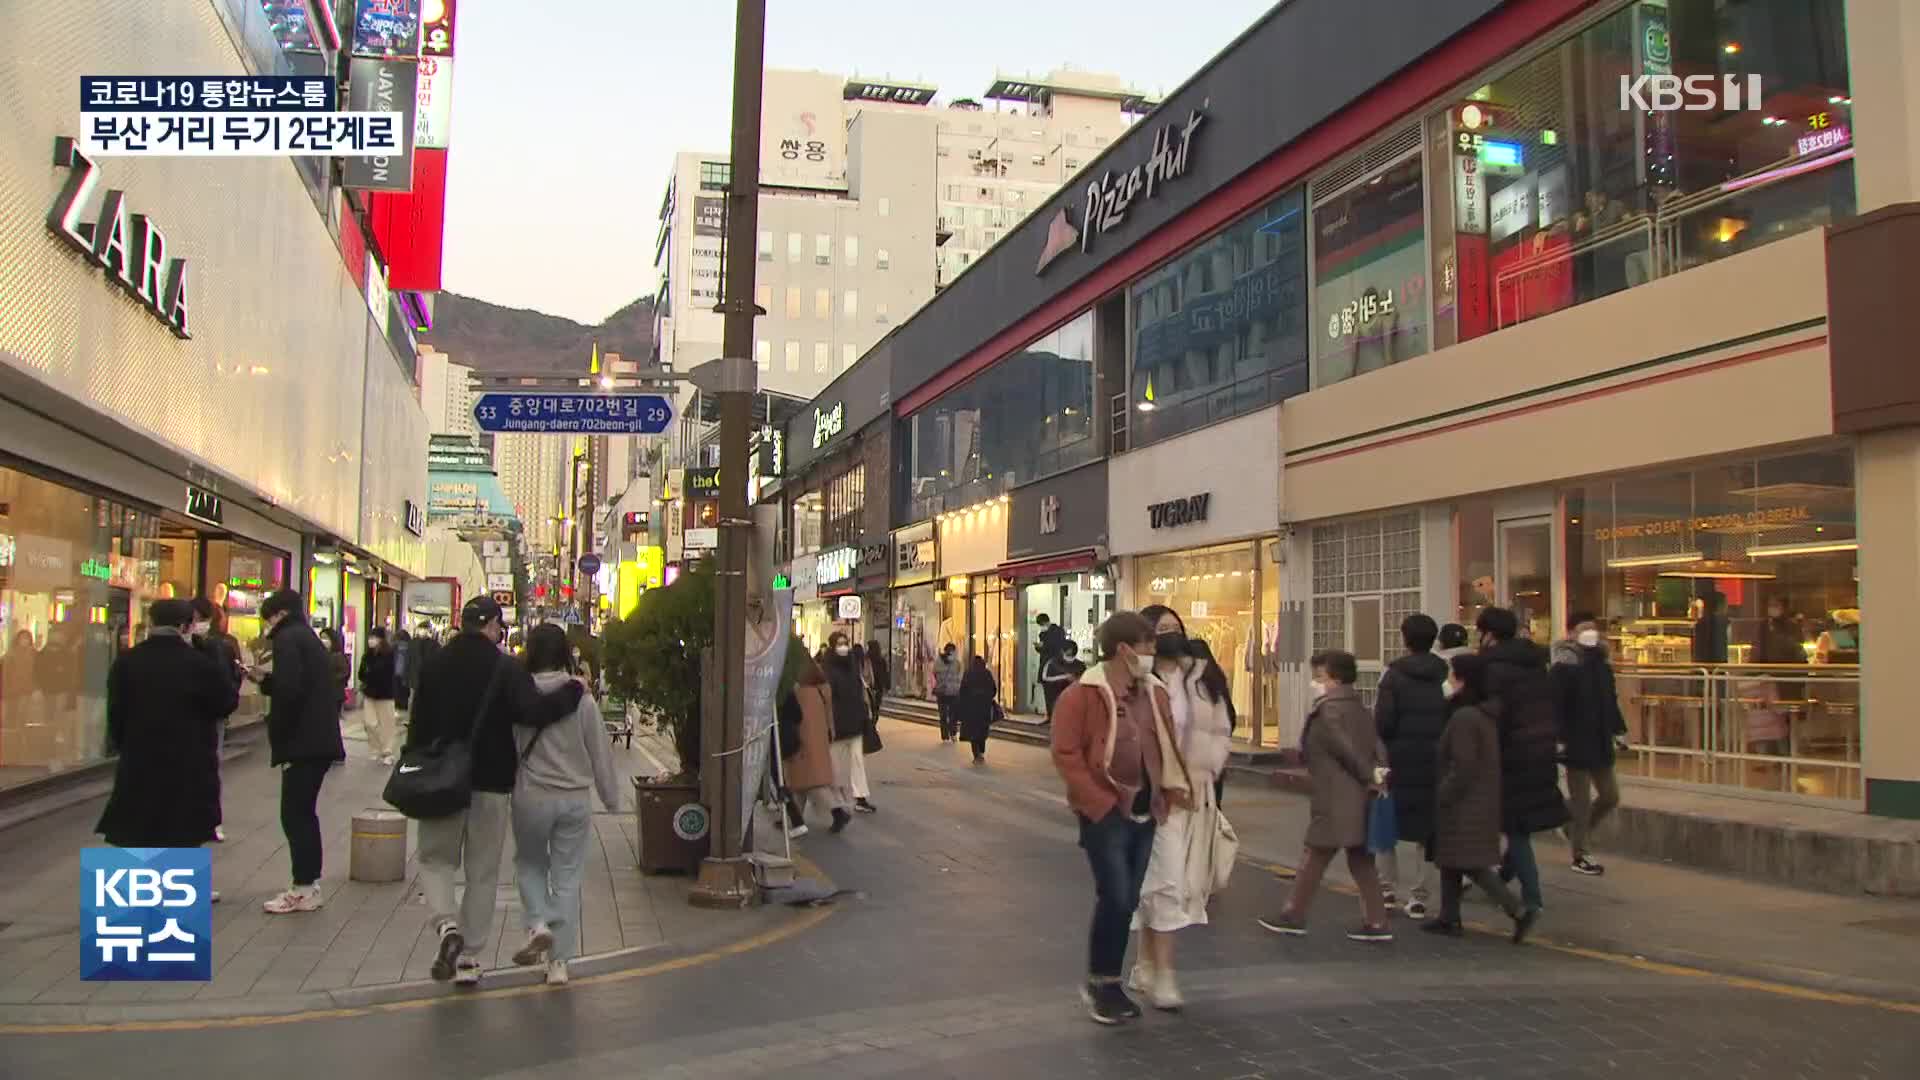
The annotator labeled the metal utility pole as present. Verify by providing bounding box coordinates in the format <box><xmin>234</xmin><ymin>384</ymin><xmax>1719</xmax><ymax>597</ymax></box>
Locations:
<box><xmin>689</xmin><ymin>0</ymin><xmax>765</xmax><ymax>909</ymax></box>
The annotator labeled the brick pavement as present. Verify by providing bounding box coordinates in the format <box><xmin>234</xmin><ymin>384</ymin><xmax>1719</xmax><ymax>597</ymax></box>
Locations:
<box><xmin>0</xmin><ymin>712</ymin><xmax>737</xmax><ymax>1022</ymax></box>
<box><xmin>3</xmin><ymin>715</ymin><xmax>1917</xmax><ymax>1079</ymax></box>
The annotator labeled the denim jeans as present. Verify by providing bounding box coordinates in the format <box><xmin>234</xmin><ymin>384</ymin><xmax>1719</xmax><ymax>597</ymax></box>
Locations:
<box><xmin>1501</xmin><ymin>830</ymin><xmax>1544</xmax><ymax>911</ymax></box>
<box><xmin>1079</xmin><ymin>809</ymin><xmax>1155</xmax><ymax>979</ymax></box>
<box><xmin>512</xmin><ymin>792</ymin><xmax>594</xmax><ymax>962</ymax></box>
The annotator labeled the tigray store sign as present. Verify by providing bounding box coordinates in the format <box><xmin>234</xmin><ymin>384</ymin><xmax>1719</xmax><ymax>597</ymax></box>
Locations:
<box><xmin>46</xmin><ymin>138</ymin><xmax>191</xmax><ymax>338</ymax></box>
<box><xmin>1148</xmin><ymin>492</ymin><xmax>1211</xmax><ymax>530</ymax></box>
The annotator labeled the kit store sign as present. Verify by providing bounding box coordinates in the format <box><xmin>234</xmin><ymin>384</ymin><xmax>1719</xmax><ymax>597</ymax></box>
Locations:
<box><xmin>1148</xmin><ymin>492</ymin><xmax>1210</xmax><ymax>530</ymax></box>
<box><xmin>46</xmin><ymin>138</ymin><xmax>191</xmax><ymax>338</ymax></box>
<box><xmin>892</xmin><ymin>522</ymin><xmax>937</xmax><ymax>586</ymax></box>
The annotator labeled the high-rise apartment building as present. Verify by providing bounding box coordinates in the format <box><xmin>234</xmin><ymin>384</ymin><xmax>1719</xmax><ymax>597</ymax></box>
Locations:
<box><xmin>649</xmin><ymin>66</ymin><xmax>1150</xmax><ymax>493</ymax></box>
<box><xmin>494</xmin><ymin>433</ymin><xmax>571</xmax><ymax>555</ymax></box>
<box><xmin>416</xmin><ymin>347</ymin><xmax>477</xmax><ymax>438</ymax></box>
<box><xmin>652</xmin><ymin>68</ymin><xmax>1149</xmax><ymax>389</ymax></box>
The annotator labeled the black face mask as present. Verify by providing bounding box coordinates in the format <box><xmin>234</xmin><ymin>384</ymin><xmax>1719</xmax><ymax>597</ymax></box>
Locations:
<box><xmin>1154</xmin><ymin>631</ymin><xmax>1188</xmax><ymax>659</ymax></box>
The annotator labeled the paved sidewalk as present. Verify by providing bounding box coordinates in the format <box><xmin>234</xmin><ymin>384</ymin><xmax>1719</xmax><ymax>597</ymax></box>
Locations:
<box><xmin>0</xmin><ymin>710</ymin><xmax>765</xmax><ymax>1022</ymax></box>
<box><xmin>871</xmin><ymin>719</ymin><xmax>1920</xmax><ymax>1003</ymax></box>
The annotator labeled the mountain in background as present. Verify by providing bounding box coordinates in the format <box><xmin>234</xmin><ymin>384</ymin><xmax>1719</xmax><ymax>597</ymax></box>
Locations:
<box><xmin>422</xmin><ymin>293</ymin><xmax>656</xmax><ymax>375</ymax></box>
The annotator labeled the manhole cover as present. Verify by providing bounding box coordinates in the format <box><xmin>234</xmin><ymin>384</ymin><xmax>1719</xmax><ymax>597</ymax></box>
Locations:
<box><xmin>1849</xmin><ymin>916</ymin><xmax>1920</xmax><ymax>937</ymax></box>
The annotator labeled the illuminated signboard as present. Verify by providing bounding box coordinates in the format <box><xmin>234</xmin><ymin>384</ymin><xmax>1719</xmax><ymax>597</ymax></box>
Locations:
<box><xmin>816</xmin><ymin>545</ymin><xmax>857</xmax><ymax>586</ymax></box>
<box><xmin>352</xmin><ymin>0</ymin><xmax>421</xmax><ymax>59</ymax></box>
<box><xmin>420</xmin><ymin>0</ymin><xmax>455</xmax><ymax>57</ymax></box>
<box><xmin>185</xmin><ymin>485</ymin><xmax>224</xmax><ymax>526</ymax></box>
<box><xmin>811</xmin><ymin>402</ymin><xmax>844</xmax><ymax>449</ymax></box>
<box><xmin>414</xmin><ymin>56</ymin><xmax>454</xmax><ymax>150</ymax></box>
<box><xmin>46</xmin><ymin>139</ymin><xmax>192</xmax><ymax>339</ymax></box>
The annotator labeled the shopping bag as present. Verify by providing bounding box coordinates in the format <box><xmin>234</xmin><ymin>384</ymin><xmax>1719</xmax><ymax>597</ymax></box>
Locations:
<box><xmin>1209</xmin><ymin>805</ymin><xmax>1239</xmax><ymax>891</ymax></box>
<box><xmin>1366</xmin><ymin>792</ymin><xmax>1398</xmax><ymax>854</ymax></box>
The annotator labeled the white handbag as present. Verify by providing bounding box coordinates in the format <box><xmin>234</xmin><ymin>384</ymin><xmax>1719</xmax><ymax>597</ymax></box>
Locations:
<box><xmin>1208</xmin><ymin>804</ymin><xmax>1239</xmax><ymax>891</ymax></box>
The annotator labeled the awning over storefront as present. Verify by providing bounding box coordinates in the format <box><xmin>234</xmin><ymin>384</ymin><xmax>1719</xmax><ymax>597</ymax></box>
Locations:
<box><xmin>997</xmin><ymin>548</ymin><xmax>1100</xmax><ymax>582</ymax></box>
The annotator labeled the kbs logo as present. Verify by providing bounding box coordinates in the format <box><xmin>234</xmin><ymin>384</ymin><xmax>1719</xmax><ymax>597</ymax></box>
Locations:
<box><xmin>1619</xmin><ymin>74</ymin><xmax>1763</xmax><ymax>112</ymax></box>
<box><xmin>80</xmin><ymin>848</ymin><xmax>213</xmax><ymax>981</ymax></box>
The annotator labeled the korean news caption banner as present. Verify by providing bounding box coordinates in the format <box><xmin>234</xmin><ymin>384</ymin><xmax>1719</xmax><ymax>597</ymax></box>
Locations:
<box><xmin>81</xmin><ymin>848</ymin><xmax>213</xmax><ymax>981</ymax></box>
<box><xmin>78</xmin><ymin>75</ymin><xmax>402</xmax><ymax>158</ymax></box>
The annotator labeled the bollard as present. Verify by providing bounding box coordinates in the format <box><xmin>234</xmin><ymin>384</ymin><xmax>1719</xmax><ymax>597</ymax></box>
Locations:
<box><xmin>350</xmin><ymin>808</ymin><xmax>408</xmax><ymax>883</ymax></box>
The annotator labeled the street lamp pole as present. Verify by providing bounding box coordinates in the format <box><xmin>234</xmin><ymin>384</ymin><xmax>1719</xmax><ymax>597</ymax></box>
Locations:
<box><xmin>689</xmin><ymin>0</ymin><xmax>766</xmax><ymax>909</ymax></box>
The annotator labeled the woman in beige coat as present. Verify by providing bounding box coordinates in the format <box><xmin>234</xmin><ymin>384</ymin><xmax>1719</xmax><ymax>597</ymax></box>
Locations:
<box><xmin>1258</xmin><ymin>649</ymin><xmax>1393</xmax><ymax>942</ymax></box>
<box><xmin>1127</xmin><ymin>607</ymin><xmax>1235</xmax><ymax>1011</ymax></box>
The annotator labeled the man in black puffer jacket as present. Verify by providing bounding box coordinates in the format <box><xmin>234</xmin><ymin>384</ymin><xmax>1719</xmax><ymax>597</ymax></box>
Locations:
<box><xmin>1553</xmin><ymin>611</ymin><xmax>1627</xmax><ymax>877</ymax></box>
<box><xmin>1374</xmin><ymin>613</ymin><xmax>1449</xmax><ymax>919</ymax></box>
<box><xmin>253</xmin><ymin>590</ymin><xmax>346</xmax><ymax>916</ymax></box>
<box><xmin>1476</xmin><ymin>607</ymin><xmax>1569</xmax><ymax>917</ymax></box>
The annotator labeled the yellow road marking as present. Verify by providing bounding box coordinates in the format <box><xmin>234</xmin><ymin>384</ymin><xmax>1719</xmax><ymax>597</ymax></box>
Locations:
<box><xmin>0</xmin><ymin>864</ymin><xmax>837</xmax><ymax>1036</ymax></box>
<box><xmin>1251</xmin><ymin>862</ymin><xmax>1920</xmax><ymax>1017</ymax></box>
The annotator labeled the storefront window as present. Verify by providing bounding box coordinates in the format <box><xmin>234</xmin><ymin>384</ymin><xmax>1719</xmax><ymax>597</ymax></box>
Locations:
<box><xmin>1137</xmin><ymin>542</ymin><xmax>1261</xmax><ymax>722</ymax></box>
<box><xmin>1564</xmin><ymin>445</ymin><xmax>1859</xmax><ymax>802</ymax></box>
<box><xmin>1311</xmin><ymin>512</ymin><xmax>1423</xmax><ymax>700</ymax></box>
<box><xmin>1129</xmin><ymin>189</ymin><xmax>1308</xmax><ymax>447</ymax></box>
<box><xmin>1013</xmin><ymin>575</ymin><xmax>1114</xmax><ymax>715</ymax></box>
<box><xmin>1313</xmin><ymin>152</ymin><xmax>1429</xmax><ymax>388</ymax></box>
<box><xmin>824</xmin><ymin>465</ymin><xmax>865</xmax><ymax>547</ymax></box>
<box><xmin>902</xmin><ymin>311</ymin><xmax>1095</xmax><ymax>522</ymax></box>
<box><xmin>969</xmin><ymin>576</ymin><xmax>1016</xmax><ymax>707</ymax></box>
<box><xmin>1</xmin><ymin>465</ymin><xmax>177</xmax><ymax>792</ymax></box>
<box><xmin>1431</xmin><ymin>0</ymin><xmax>1853</xmax><ymax>344</ymax></box>
<box><xmin>890</xmin><ymin>583</ymin><xmax>940</xmax><ymax>699</ymax></box>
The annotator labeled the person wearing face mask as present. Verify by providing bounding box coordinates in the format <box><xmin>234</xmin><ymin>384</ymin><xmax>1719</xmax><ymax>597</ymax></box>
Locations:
<box><xmin>250</xmin><ymin>589</ymin><xmax>346</xmax><ymax>915</ymax></box>
<box><xmin>1551</xmin><ymin>612</ymin><xmax>1626</xmax><ymax>876</ymax></box>
<box><xmin>1051</xmin><ymin>610</ymin><xmax>1189</xmax><ymax>1026</ymax></box>
<box><xmin>96</xmin><ymin>600</ymin><xmax>239</xmax><ymax>869</ymax></box>
<box><xmin>933</xmin><ymin>643</ymin><xmax>964</xmax><ymax>742</ymax></box>
<box><xmin>357</xmin><ymin>628</ymin><xmax>399</xmax><ymax>766</ymax></box>
<box><xmin>1126</xmin><ymin>606</ymin><xmax>1233</xmax><ymax>1010</ymax></box>
<box><xmin>1477</xmin><ymin>607</ymin><xmax>1568</xmax><ymax>918</ymax></box>
<box><xmin>1260</xmin><ymin>650</ymin><xmax>1392</xmax><ymax>943</ymax></box>
<box><xmin>821</xmin><ymin>631</ymin><xmax>873</xmax><ymax>822</ymax></box>
<box><xmin>190</xmin><ymin>596</ymin><xmax>244</xmax><ymax>843</ymax></box>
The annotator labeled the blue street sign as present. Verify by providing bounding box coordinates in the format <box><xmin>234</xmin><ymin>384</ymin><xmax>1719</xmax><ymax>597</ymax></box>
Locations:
<box><xmin>471</xmin><ymin>393</ymin><xmax>674</xmax><ymax>435</ymax></box>
<box><xmin>578</xmin><ymin>554</ymin><xmax>602</xmax><ymax>576</ymax></box>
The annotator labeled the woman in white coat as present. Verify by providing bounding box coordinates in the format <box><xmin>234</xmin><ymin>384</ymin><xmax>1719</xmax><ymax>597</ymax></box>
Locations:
<box><xmin>1129</xmin><ymin>606</ymin><xmax>1234</xmax><ymax>1010</ymax></box>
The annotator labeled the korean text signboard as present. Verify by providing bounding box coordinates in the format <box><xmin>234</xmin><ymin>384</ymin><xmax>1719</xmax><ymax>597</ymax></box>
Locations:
<box><xmin>352</xmin><ymin>0</ymin><xmax>421</xmax><ymax>59</ymax></box>
<box><xmin>472</xmin><ymin>393</ymin><xmax>674</xmax><ymax>435</ymax></box>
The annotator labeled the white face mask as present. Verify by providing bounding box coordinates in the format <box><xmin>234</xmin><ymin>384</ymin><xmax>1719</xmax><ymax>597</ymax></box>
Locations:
<box><xmin>1576</xmin><ymin>629</ymin><xmax>1601</xmax><ymax>648</ymax></box>
<box><xmin>834</xmin><ymin>644</ymin><xmax>851</xmax><ymax>657</ymax></box>
<box><xmin>1310</xmin><ymin>679</ymin><xmax>1329</xmax><ymax>702</ymax></box>
<box><xmin>1130</xmin><ymin>652</ymin><xmax>1154</xmax><ymax>678</ymax></box>
<box><xmin>189</xmin><ymin>621</ymin><xmax>211</xmax><ymax>638</ymax></box>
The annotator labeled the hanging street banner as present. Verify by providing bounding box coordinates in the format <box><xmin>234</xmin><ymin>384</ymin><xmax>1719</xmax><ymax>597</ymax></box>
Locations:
<box><xmin>471</xmin><ymin>392</ymin><xmax>674</xmax><ymax>435</ymax></box>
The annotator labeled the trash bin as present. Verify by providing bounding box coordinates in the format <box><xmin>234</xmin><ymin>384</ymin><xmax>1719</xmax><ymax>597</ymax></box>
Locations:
<box><xmin>350</xmin><ymin>809</ymin><xmax>408</xmax><ymax>883</ymax></box>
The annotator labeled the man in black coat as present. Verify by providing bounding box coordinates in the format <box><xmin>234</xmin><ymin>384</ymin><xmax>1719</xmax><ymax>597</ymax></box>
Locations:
<box><xmin>252</xmin><ymin>590</ymin><xmax>346</xmax><ymax>915</ymax></box>
<box><xmin>1476</xmin><ymin>607</ymin><xmax>1569</xmax><ymax>917</ymax></box>
<box><xmin>1552</xmin><ymin>611</ymin><xmax>1627</xmax><ymax>876</ymax></box>
<box><xmin>1373</xmin><ymin>613</ymin><xmax>1449</xmax><ymax>919</ymax></box>
<box><xmin>357</xmin><ymin>627</ymin><xmax>400</xmax><ymax>766</ymax></box>
<box><xmin>96</xmin><ymin>599</ymin><xmax>239</xmax><ymax>852</ymax></box>
<box><xmin>407</xmin><ymin>596</ymin><xmax>583</xmax><ymax>986</ymax></box>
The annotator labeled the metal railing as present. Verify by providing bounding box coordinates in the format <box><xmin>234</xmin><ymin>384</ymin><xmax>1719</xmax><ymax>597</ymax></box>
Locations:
<box><xmin>1613</xmin><ymin>663</ymin><xmax>1861</xmax><ymax>805</ymax></box>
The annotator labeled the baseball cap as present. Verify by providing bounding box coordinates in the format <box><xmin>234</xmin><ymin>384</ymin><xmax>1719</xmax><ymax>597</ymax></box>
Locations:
<box><xmin>460</xmin><ymin>595</ymin><xmax>503</xmax><ymax>629</ymax></box>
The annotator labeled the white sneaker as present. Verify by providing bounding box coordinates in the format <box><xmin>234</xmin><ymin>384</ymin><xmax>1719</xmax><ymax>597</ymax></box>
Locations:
<box><xmin>789</xmin><ymin>823</ymin><xmax>809</xmax><ymax>839</ymax></box>
<box><xmin>262</xmin><ymin>886</ymin><xmax>322</xmax><ymax>914</ymax></box>
<box><xmin>213</xmin><ymin>826</ymin><xmax>226</xmax><ymax>843</ymax></box>
<box><xmin>453</xmin><ymin>956</ymin><xmax>483</xmax><ymax>986</ymax></box>
<box><xmin>1405</xmin><ymin>898</ymin><xmax>1429</xmax><ymax>920</ymax></box>
<box><xmin>544</xmin><ymin>959</ymin><xmax>569</xmax><ymax>986</ymax></box>
<box><xmin>210</xmin><ymin>890</ymin><xmax>222</xmax><ymax>904</ymax></box>
<box><xmin>1148</xmin><ymin>967</ymin><xmax>1185</xmax><ymax>1011</ymax></box>
<box><xmin>1125</xmin><ymin>963</ymin><xmax>1154</xmax><ymax>995</ymax></box>
<box><xmin>512</xmin><ymin>925</ymin><xmax>554</xmax><ymax>966</ymax></box>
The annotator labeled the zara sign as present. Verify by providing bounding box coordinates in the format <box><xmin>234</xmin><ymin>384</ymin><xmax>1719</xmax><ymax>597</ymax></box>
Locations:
<box><xmin>46</xmin><ymin>137</ymin><xmax>191</xmax><ymax>338</ymax></box>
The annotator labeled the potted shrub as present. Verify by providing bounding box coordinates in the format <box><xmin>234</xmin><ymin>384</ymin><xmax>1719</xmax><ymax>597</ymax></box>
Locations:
<box><xmin>604</xmin><ymin>560</ymin><xmax>713</xmax><ymax>874</ymax></box>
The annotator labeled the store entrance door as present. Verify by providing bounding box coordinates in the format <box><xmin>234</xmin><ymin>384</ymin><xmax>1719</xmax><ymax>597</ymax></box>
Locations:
<box><xmin>1497</xmin><ymin>516</ymin><xmax>1554</xmax><ymax>642</ymax></box>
